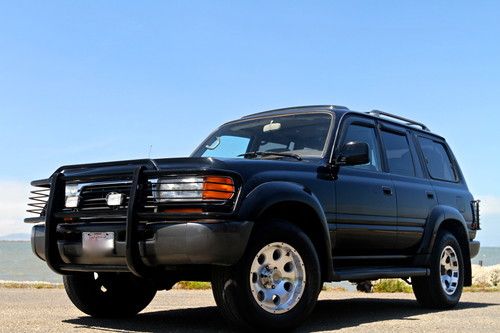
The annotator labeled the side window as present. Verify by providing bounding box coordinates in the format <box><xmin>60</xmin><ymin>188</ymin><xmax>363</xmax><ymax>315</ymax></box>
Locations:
<box><xmin>342</xmin><ymin>124</ymin><xmax>381</xmax><ymax>172</ymax></box>
<box><xmin>381</xmin><ymin>131</ymin><xmax>415</xmax><ymax>177</ymax></box>
<box><xmin>418</xmin><ymin>137</ymin><xmax>457</xmax><ymax>182</ymax></box>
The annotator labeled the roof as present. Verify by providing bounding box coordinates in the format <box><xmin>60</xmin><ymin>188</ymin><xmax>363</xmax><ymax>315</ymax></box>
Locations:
<box><xmin>241</xmin><ymin>105</ymin><xmax>349</xmax><ymax>119</ymax></box>
<box><xmin>241</xmin><ymin>104</ymin><xmax>439</xmax><ymax>137</ymax></box>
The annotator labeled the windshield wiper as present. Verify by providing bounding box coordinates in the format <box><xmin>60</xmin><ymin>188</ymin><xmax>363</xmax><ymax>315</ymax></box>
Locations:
<box><xmin>238</xmin><ymin>151</ymin><xmax>303</xmax><ymax>161</ymax></box>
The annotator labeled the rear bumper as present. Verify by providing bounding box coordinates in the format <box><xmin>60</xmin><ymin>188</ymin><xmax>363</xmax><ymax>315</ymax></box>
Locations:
<box><xmin>32</xmin><ymin>220</ymin><xmax>253</xmax><ymax>272</ymax></box>
<box><xmin>469</xmin><ymin>240</ymin><xmax>480</xmax><ymax>258</ymax></box>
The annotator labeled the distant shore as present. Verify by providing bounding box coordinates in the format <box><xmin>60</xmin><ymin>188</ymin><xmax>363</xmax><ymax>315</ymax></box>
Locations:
<box><xmin>0</xmin><ymin>234</ymin><xmax>30</xmax><ymax>241</ymax></box>
<box><xmin>2</xmin><ymin>264</ymin><xmax>499</xmax><ymax>293</ymax></box>
<box><xmin>0</xmin><ymin>280</ymin><xmax>63</xmax><ymax>289</ymax></box>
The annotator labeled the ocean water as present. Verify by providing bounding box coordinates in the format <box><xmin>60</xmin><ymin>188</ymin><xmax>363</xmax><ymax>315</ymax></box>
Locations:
<box><xmin>0</xmin><ymin>241</ymin><xmax>60</xmax><ymax>283</ymax></box>
<box><xmin>0</xmin><ymin>241</ymin><xmax>499</xmax><ymax>283</ymax></box>
<box><xmin>471</xmin><ymin>246</ymin><xmax>500</xmax><ymax>266</ymax></box>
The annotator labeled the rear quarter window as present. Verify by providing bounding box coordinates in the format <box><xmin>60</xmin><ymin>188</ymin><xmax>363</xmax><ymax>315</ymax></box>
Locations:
<box><xmin>418</xmin><ymin>137</ymin><xmax>457</xmax><ymax>182</ymax></box>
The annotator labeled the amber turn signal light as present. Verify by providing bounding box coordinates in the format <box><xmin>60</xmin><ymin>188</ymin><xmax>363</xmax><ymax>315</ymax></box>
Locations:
<box><xmin>161</xmin><ymin>208</ymin><xmax>204</xmax><ymax>214</ymax></box>
<box><xmin>202</xmin><ymin>176</ymin><xmax>235</xmax><ymax>200</ymax></box>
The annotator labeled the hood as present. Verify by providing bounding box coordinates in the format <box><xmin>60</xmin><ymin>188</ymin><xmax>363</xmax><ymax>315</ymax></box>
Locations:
<box><xmin>54</xmin><ymin>156</ymin><xmax>323</xmax><ymax>182</ymax></box>
<box><xmin>57</xmin><ymin>159</ymin><xmax>158</xmax><ymax>178</ymax></box>
<box><xmin>57</xmin><ymin>157</ymin><xmax>228</xmax><ymax>177</ymax></box>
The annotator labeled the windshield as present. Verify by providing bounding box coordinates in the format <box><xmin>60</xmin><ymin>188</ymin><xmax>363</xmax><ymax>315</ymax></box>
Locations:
<box><xmin>192</xmin><ymin>113</ymin><xmax>333</xmax><ymax>159</ymax></box>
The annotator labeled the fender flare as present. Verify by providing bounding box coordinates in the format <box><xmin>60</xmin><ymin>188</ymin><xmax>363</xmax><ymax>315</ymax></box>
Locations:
<box><xmin>416</xmin><ymin>205</ymin><xmax>472</xmax><ymax>286</ymax></box>
<box><xmin>238</xmin><ymin>181</ymin><xmax>334</xmax><ymax>281</ymax></box>
<box><xmin>417</xmin><ymin>205</ymin><xmax>469</xmax><ymax>255</ymax></box>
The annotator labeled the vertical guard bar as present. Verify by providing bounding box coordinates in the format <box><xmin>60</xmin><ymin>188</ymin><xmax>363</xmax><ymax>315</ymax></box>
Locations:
<box><xmin>125</xmin><ymin>166</ymin><xmax>151</xmax><ymax>277</ymax></box>
<box><xmin>471</xmin><ymin>200</ymin><xmax>481</xmax><ymax>230</ymax></box>
<box><xmin>44</xmin><ymin>172</ymin><xmax>66</xmax><ymax>274</ymax></box>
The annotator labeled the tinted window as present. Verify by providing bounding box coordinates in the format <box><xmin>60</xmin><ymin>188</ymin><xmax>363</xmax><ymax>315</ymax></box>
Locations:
<box><xmin>418</xmin><ymin>137</ymin><xmax>457</xmax><ymax>181</ymax></box>
<box><xmin>342</xmin><ymin>124</ymin><xmax>381</xmax><ymax>171</ymax></box>
<box><xmin>381</xmin><ymin>131</ymin><xmax>415</xmax><ymax>177</ymax></box>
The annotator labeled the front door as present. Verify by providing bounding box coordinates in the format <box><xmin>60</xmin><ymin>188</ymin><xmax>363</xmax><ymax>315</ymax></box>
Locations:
<box><xmin>334</xmin><ymin>117</ymin><xmax>397</xmax><ymax>255</ymax></box>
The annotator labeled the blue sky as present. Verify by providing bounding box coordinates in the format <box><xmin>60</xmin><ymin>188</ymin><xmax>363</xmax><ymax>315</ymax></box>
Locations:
<box><xmin>0</xmin><ymin>1</ymin><xmax>499</xmax><ymax>245</ymax></box>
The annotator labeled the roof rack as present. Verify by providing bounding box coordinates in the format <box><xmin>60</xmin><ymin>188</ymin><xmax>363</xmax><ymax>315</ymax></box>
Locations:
<box><xmin>367</xmin><ymin>110</ymin><xmax>430</xmax><ymax>132</ymax></box>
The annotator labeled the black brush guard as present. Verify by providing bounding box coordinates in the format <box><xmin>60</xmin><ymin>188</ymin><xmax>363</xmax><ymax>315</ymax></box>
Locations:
<box><xmin>44</xmin><ymin>166</ymin><xmax>151</xmax><ymax>277</ymax></box>
<box><xmin>42</xmin><ymin>165</ymin><xmax>240</xmax><ymax>278</ymax></box>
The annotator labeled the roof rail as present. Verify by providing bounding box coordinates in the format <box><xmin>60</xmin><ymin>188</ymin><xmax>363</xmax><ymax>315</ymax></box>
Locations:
<box><xmin>367</xmin><ymin>110</ymin><xmax>430</xmax><ymax>131</ymax></box>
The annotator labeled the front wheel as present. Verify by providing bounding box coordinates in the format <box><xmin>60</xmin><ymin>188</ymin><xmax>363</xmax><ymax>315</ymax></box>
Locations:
<box><xmin>63</xmin><ymin>272</ymin><xmax>157</xmax><ymax>317</ymax></box>
<box><xmin>212</xmin><ymin>220</ymin><xmax>321</xmax><ymax>330</ymax></box>
<box><xmin>412</xmin><ymin>231</ymin><xmax>464</xmax><ymax>308</ymax></box>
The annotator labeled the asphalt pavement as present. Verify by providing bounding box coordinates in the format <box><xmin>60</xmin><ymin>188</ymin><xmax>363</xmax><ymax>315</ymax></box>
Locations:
<box><xmin>0</xmin><ymin>288</ymin><xmax>498</xmax><ymax>332</ymax></box>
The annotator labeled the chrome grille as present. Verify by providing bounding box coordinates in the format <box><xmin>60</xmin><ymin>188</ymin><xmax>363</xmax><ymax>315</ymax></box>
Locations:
<box><xmin>67</xmin><ymin>181</ymin><xmax>132</xmax><ymax>211</ymax></box>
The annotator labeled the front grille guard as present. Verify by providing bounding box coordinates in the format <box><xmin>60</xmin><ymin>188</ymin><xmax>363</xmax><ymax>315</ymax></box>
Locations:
<box><xmin>39</xmin><ymin>166</ymin><xmax>240</xmax><ymax>278</ymax></box>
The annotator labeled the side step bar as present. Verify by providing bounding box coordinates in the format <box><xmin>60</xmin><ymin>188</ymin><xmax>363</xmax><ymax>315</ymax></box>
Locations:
<box><xmin>333</xmin><ymin>266</ymin><xmax>430</xmax><ymax>281</ymax></box>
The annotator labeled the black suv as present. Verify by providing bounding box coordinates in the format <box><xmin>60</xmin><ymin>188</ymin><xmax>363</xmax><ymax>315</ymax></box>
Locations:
<box><xmin>26</xmin><ymin>105</ymin><xmax>480</xmax><ymax>330</ymax></box>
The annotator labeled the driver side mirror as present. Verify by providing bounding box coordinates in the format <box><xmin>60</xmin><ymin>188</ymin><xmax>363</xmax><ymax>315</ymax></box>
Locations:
<box><xmin>336</xmin><ymin>141</ymin><xmax>370</xmax><ymax>166</ymax></box>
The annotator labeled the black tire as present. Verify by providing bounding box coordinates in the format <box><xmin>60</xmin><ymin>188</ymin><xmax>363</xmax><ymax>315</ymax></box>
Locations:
<box><xmin>412</xmin><ymin>231</ymin><xmax>464</xmax><ymax>308</ymax></box>
<box><xmin>63</xmin><ymin>272</ymin><xmax>157</xmax><ymax>318</ymax></box>
<box><xmin>212</xmin><ymin>219</ymin><xmax>321</xmax><ymax>331</ymax></box>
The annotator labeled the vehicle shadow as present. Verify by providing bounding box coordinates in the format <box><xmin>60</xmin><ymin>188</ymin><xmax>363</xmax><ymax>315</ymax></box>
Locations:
<box><xmin>63</xmin><ymin>296</ymin><xmax>495</xmax><ymax>332</ymax></box>
<box><xmin>304</xmin><ymin>297</ymin><xmax>494</xmax><ymax>332</ymax></box>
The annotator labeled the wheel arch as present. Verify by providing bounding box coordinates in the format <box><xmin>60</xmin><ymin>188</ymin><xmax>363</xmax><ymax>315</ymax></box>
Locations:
<box><xmin>238</xmin><ymin>181</ymin><xmax>334</xmax><ymax>281</ymax></box>
<box><xmin>416</xmin><ymin>205</ymin><xmax>472</xmax><ymax>286</ymax></box>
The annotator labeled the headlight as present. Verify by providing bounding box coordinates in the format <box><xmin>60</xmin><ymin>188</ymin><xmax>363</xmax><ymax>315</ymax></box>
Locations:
<box><xmin>155</xmin><ymin>176</ymin><xmax>235</xmax><ymax>202</ymax></box>
<box><xmin>66</xmin><ymin>184</ymin><xmax>79</xmax><ymax>197</ymax></box>
<box><xmin>65</xmin><ymin>184</ymin><xmax>80</xmax><ymax>208</ymax></box>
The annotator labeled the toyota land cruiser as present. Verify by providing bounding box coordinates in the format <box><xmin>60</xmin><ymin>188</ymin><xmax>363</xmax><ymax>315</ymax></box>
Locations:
<box><xmin>26</xmin><ymin>105</ymin><xmax>481</xmax><ymax>330</ymax></box>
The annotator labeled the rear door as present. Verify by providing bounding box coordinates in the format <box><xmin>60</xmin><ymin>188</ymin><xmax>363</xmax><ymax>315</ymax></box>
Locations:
<box><xmin>334</xmin><ymin>116</ymin><xmax>398</xmax><ymax>255</ymax></box>
<box><xmin>378</xmin><ymin>124</ymin><xmax>437</xmax><ymax>252</ymax></box>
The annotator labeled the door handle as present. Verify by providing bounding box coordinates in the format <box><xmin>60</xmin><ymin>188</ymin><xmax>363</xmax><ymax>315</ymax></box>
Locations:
<box><xmin>426</xmin><ymin>191</ymin><xmax>435</xmax><ymax>199</ymax></box>
<box><xmin>382</xmin><ymin>186</ymin><xmax>393</xmax><ymax>196</ymax></box>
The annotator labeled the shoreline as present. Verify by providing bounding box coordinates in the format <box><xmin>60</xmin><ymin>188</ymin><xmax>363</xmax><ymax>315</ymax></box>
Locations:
<box><xmin>2</xmin><ymin>263</ymin><xmax>499</xmax><ymax>291</ymax></box>
<box><xmin>1</xmin><ymin>279</ymin><xmax>498</xmax><ymax>292</ymax></box>
<box><xmin>0</xmin><ymin>280</ymin><xmax>64</xmax><ymax>289</ymax></box>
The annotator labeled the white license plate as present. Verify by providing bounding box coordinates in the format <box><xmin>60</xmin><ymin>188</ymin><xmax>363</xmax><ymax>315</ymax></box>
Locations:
<box><xmin>82</xmin><ymin>232</ymin><xmax>114</xmax><ymax>254</ymax></box>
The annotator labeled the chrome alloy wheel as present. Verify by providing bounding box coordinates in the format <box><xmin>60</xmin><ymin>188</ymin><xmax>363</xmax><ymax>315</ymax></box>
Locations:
<box><xmin>249</xmin><ymin>242</ymin><xmax>306</xmax><ymax>314</ymax></box>
<box><xmin>440</xmin><ymin>245</ymin><xmax>460</xmax><ymax>295</ymax></box>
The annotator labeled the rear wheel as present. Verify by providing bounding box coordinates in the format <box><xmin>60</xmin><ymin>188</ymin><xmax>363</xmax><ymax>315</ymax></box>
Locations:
<box><xmin>412</xmin><ymin>231</ymin><xmax>464</xmax><ymax>308</ymax></box>
<box><xmin>63</xmin><ymin>272</ymin><xmax>157</xmax><ymax>317</ymax></box>
<box><xmin>212</xmin><ymin>219</ymin><xmax>321</xmax><ymax>330</ymax></box>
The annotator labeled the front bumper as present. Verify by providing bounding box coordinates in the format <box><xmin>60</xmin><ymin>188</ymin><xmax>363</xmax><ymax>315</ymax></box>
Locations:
<box><xmin>32</xmin><ymin>220</ymin><xmax>253</xmax><ymax>271</ymax></box>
